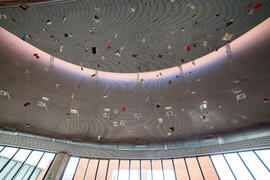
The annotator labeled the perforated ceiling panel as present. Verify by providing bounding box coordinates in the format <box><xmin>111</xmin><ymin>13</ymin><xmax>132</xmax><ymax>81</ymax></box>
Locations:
<box><xmin>0</xmin><ymin>0</ymin><xmax>269</xmax><ymax>72</ymax></box>
<box><xmin>0</xmin><ymin>17</ymin><xmax>270</xmax><ymax>147</ymax></box>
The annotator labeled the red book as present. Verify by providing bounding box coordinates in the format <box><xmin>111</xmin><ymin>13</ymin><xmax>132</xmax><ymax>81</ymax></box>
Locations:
<box><xmin>254</xmin><ymin>3</ymin><xmax>262</xmax><ymax>10</ymax></box>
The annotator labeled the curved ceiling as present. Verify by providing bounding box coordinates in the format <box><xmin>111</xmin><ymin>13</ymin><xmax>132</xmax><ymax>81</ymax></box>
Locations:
<box><xmin>0</xmin><ymin>0</ymin><xmax>269</xmax><ymax>72</ymax></box>
<box><xmin>0</xmin><ymin>18</ymin><xmax>270</xmax><ymax>146</ymax></box>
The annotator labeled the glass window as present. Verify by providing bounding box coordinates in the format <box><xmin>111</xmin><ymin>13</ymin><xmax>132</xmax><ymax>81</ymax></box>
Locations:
<box><xmin>14</xmin><ymin>151</ymin><xmax>44</xmax><ymax>180</ymax></box>
<box><xmin>0</xmin><ymin>146</ymin><xmax>4</xmax><ymax>152</ymax></box>
<box><xmin>255</xmin><ymin>150</ymin><xmax>270</xmax><ymax>170</ymax></box>
<box><xmin>0</xmin><ymin>149</ymin><xmax>31</xmax><ymax>179</ymax></box>
<box><xmin>4</xmin><ymin>161</ymin><xmax>22</xmax><ymax>180</ymax></box>
<box><xmin>118</xmin><ymin>160</ymin><xmax>129</xmax><ymax>180</ymax></box>
<box><xmin>14</xmin><ymin>164</ymin><xmax>32</xmax><ymax>180</ymax></box>
<box><xmin>173</xmin><ymin>158</ymin><xmax>189</xmax><ymax>180</ymax></box>
<box><xmin>32</xmin><ymin>152</ymin><xmax>55</xmax><ymax>180</ymax></box>
<box><xmin>0</xmin><ymin>160</ymin><xmax>18</xmax><ymax>179</ymax></box>
<box><xmin>84</xmin><ymin>159</ymin><xmax>99</xmax><ymax>179</ymax></box>
<box><xmin>25</xmin><ymin>151</ymin><xmax>43</xmax><ymax>166</ymax></box>
<box><xmin>141</xmin><ymin>160</ymin><xmax>152</xmax><ymax>180</ymax></box>
<box><xmin>62</xmin><ymin>157</ymin><xmax>79</xmax><ymax>180</ymax></box>
<box><xmin>0</xmin><ymin>146</ymin><xmax>54</xmax><ymax>180</ymax></box>
<box><xmin>74</xmin><ymin>158</ymin><xmax>89</xmax><ymax>180</ymax></box>
<box><xmin>96</xmin><ymin>160</ymin><xmax>108</xmax><ymax>180</ymax></box>
<box><xmin>185</xmin><ymin>157</ymin><xmax>203</xmax><ymax>180</ymax></box>
<box><xmin>197</xmin><ymin>156</ymin><xmax>218</xmax><ymax>180</ymax></box>
<box><xmin>211</xmin><ymin>155</ymin><xmax>235</xmax><ymax>180</ymax></box>
<box><xmin>0</xmin><ymin>147</ymin><xmax>18</xmax><ymax>158</ymax></box>
<box><xmin>22</xmin><ymin>165</ymin><xmax>34</xmax><ymax>180</ymax></box>
<box><xmin>12</xmin><ymin>149</ymin><xmax>32</xmax><ymax>162</ymax></box>
<box><xmin>239</xmin><ymin>151</ymin><xmax>270</xmax><ymax>179</ymax></box>
<box><xmin>30</xmin><ymin>169</ymin><xmax>41</xmax><ymax>180</ymax></box>
<box><xmin>0</xmin><ymin>147</ymin><xmax>18</xmax><ymax>170</ymax></box>
<box><xmin>224</xmin><ymin>153</ymin><xmax>253</xmax><ymax>180</ymax></box>
<box><xmin>130</xmin><ymin>160</ymin><xmax>140</xmax><ymax>180</ymax></box>
<box><xmin>162</xmin><ymin>159</ymin><xmax>176</xmax><ymax>180</ymax></box>
<box><xmin>107</xmin><ymin>160</ymin><xmax>119</xmax><ymax>180</ymax></box>
<box><xmin>152</xmin><ymin>160</ymin><xmax>163</xmax><ymax>180</ymax></box>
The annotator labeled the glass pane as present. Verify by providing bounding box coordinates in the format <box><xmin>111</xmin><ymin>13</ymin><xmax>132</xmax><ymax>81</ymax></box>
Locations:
<box><xmin>14</xmin><ymin>152</ymin><xmax>44</xmax><ymax>180</ymax></box>
<box><xmin>162</xmin><ymin>159</ymin><xmax>176</xmax><ymax>180</ymax></box>
<box><xmin>14</xmin><ymin>164</ymin><xmax>31</xmax><ymax>180</ymax></box>
<box><xmin>152</xmin><ymin>160</ymin><xmax>163</xmax><ymax>180</ymax></box>
<box><xmin>33</xmin><ymin>152</ymin><xmax>55</xmax><ymax>180</ymax></box>
<box><xmin>30</xmin><ymin>169</ymin><xmax>41</xmax><ymax>180</ymax></box>
<box><xmin>255</xmin><ymin>150</ymin><xmax>270</xmax><ymax>170</ymax></box>
<box><xmin>197</xmin><ymin>156</ymin><xmax>219</xmax><ymax>180</ymax></box>
<box><xmin>0</xmin><ymin>147</ymin><xmax>18</xmax><ymax>170</ymax></box>
<box><xmin>5</xmin><ymin>162</ymin><xmax>22</xmax><ymax>180</ymax></box>
<box><xmin>62</xmin><ymin>157</ymin><xmax>80</xmax><ymax>180</ymax></box>
<box><xmin>107</xmin><ymin>160</ymin><xmax>119</xmax><ymax>180</ymax></box>
<box><xmin>74</xmin><ymin>158</ymin><xmax>89</xmax><ymax>180</ymax></box>
<box><xmin>0</xmin><ymin>147</ymin><xmax>18</xmax><ymax>158</ymax></box>
<box><xmin>224</xmin><ymin>153</ymin><xmax>253</xmax><ymax>180</ymax></box>
<box><xmin>22</xmin><ymin>166</ymin><xmax>34</xmax><ymax>180</ymax></box>
<box><xmin>118</xmin><ymin>160</ymin><xmax>129</xmax><ymax>180</ymax></box>
<box><xmin>211</xmin><ymin>155</ymin><xmax>235</xmax><ymax>180</ymax></box>
<box><xmin>0</xmin><ymin>146</ymin><xmax>4</xmax><ymax>152</ymax></box>
<box><xmin>141</xmin><ymin>160</ymin><xmax>152</xmax><ymax>180</ymax></box>
<box><xmin>13</xmin><ymin>149</ymin><xmax>31</xmax><ymax>162</ymax></box>
<box><xmin>130</xmin><ymin>160</ymin><xmax>140</xmax><ymax>180</ymax></box>
<box><xmin>185</xmin><ymin>157</ymin><xmax>203</xmax><ymax>180</ymax></box>
<box><xmin>84</xmin><ymin>159</ymin><xmax>99</xmax><ymax>179</ymax></box>
<box><xmin>96</xmin><ymin>160</ymin><xmax>108</xmax><ymax>180</ymax></box>
<box><xmin>25</xmin><ymin>151</ymin><xmax>43</xmax><ymax>166</ymax></box>
<box><xmin>0</xmin><ymin>160</ymin><xmax>18</xmax><ymax>179</ymax></box>
<box><xmin>239</xmin><ymin>151</ymin><xmax>270</xmax><ymax>179</ymax></box>
<box><xmin>173</xmin><ymin>159</ymin><xmax>189</xmax><ymax>180</ymax></box>
<box><xmin>0</xmin><ymin>149</ymin><xmax>30</xmax><ymax>179</ymax></box>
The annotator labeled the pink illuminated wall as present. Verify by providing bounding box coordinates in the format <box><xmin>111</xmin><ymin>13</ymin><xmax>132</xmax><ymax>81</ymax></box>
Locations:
<box><xmin>0</xmin><ymin>18</ymin><xmax>269</xmax><ymax>83</ymax></box>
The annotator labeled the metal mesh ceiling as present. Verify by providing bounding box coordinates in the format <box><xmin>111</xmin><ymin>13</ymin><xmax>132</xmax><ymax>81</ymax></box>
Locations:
<box><xmin>0</xmin><ymin>0</ymin><xmax>269</xmax><ymax>72</ymax></box>
<box><xmin>0</xmin><ymin>0</ymin><xmax>270</xmax><ymax>148</ymax></box>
